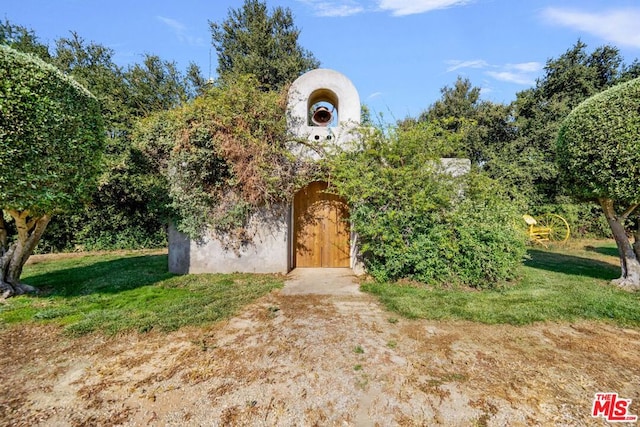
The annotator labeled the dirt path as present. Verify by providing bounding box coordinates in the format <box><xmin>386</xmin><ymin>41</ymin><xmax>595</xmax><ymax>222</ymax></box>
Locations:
<box><xmin>2</xmin><ymin>287</ymin><xmax>640</xmax><ymax>426</ymax></box>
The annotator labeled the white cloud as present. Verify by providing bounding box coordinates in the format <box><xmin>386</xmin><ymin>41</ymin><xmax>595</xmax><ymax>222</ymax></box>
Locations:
<box><xmin>542</xmin><ymin>7</ymin><xmax>640</xmax><ymax>48</ymax></box>
<box><xmin>445</xmin><ymin>59</ymin><xmax>488</xmax><ymax>72</ymax></box>
<box><xmin>508</xmin><ymin>62</ymin><xmax>543</xmax><ymax>73</ymax></box>
<box><xmin>479</xmin><ymin>86</ymin><xmax>493</xmax><ymax>96</ymax></box>
<box><xmin>157</xmin><ymin>16</ymin><xmax>206</xmax><ymax>47</ymax></box>
<box><xmin>298</xmin><ymin>1</ymin><xmax>365</xmax><ymax>17</ymax></box>
<box><xmin>447</xmin><ymin>59</ymin><xmax>542</xmax><ymax>86</ymax></box>
<box><xmin>157</xmin><ymin>16</ymin><xmax>184</xmax><ymax>32</ymax></box>
<box><xmin>298</xmin><ymin>0</ymin><xmax>473</xmax><ymax>17</ymax></box>
<box><xmin>486</xmin><ymin>62</ymin><xmax>542</xmax><ymax>86</ymax></box>
<box><xmin>486</xmin><ymin>71</ymin><xmax>535</xmax><ymax>86</ymax></box>
<box><xmin>317</xmin><ymin>4</ymin><xmax>365</xmax><ymax>17</ymax></box>
<box><xmin>367</xmin><ymin>91</ymin><xmax>383</xmax><ymax>100</ymax></box>
<box><xmin>379</xmin><ymin>0</ymin><xmax>472</xmax><ymax>16</ymax></box>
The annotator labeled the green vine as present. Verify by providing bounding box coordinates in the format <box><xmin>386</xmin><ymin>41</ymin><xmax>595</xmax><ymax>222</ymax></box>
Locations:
<box><xmin>135</xmin><ymin>75</ymin><xmax>321</xmax><ymax>246</ymax></box>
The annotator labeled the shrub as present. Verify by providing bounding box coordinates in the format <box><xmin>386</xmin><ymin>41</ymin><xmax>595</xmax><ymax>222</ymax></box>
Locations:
<box><xmin>135</xmin><ymin>75</ymin><xmax>319</xmax><ymax>241</ymax></box>
<box><xmin>329</xmin><ymin>122</ymin><xmax>526</xmax><ymax>289</ymax></box>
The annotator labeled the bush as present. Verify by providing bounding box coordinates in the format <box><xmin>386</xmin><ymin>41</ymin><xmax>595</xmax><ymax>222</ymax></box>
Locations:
<box><xmin>134</xmin><ymin>75</ymin><xmax>319</xmax><ymax>241</ymax></box>
<box><xmin>35</xmin><ymin>145</ymin><xmax>170</xmax><ymax>252</ymax></box>
<box><xmin>351</xmin><ymin>175</ymin><xmax>526</xmax><ymax>288</ymax></box>
<box><xmin>449</xmin><ymin>196</ymin><xmax>527</xmax><ymax>287</ymax></box>
<box><xmin>329</xmin><ymin>122</ymin><xmax>527</xmax><ymax>289</ymax></box>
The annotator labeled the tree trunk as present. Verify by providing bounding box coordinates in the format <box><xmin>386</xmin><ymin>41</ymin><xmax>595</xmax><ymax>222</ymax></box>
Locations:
<box><xmin>633</xmin><ymin>217</ymin><xmax>640</xmax><ymax>261</ymax></box>
<box><xmin>0</xmin><ymin>211</ymin><xmax>51</xmax><ymax>299</ymax></box>
<box><xmin>599</xmin><ymin>199</ymin><xmax>640</xmax><ymax>291</ymax></box>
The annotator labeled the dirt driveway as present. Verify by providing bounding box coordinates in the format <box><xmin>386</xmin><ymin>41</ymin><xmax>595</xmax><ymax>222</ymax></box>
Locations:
<box><xmin>2</xmin><ymin>277</ymin><xmax>640</xmax><ymax>426</ymax></box>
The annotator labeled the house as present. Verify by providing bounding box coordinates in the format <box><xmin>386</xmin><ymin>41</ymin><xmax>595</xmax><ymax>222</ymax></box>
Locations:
<box><xmin>168</xmin><ymin>69</ymin><xmax>363</xmax><ymax>275</ymax></box>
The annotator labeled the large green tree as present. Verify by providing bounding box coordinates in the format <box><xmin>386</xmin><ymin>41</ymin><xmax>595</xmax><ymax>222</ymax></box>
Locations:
<box><xmin>0</xmin><ymin>45</ymin><xmax>104</xmax><ymax>297</ymax></box>
<box><xmin>46</xmin><ymin>34</ymin><xmax>174</xmax><ymax>251</ymax></box>
<box><xmin>416</xmin><ymin>77</ymin><xmax>516</xmax><ymax>166</ymax></box>
<box><xmin>210</xmin><ymin>0</ymin><xmax>319</xmax><ymax>90</ymax></box>
<box><xmin>0</xmin><ymin>20</ymin><xmax>50</xmax><ymax>60</ymax></box>
<box><xmin>557</xmin><ymin>78</ymin><xmax>640</xmax><ymax>290</ymax></box>
<box><xmin>1</xmin><ymin>23</ymin><xmax>203</xmax><ymax>251</ymax></box>
<box><xmin>509</xmin><ymin>41</ymin><xmax>639</xmax><ymax>204</ymax></box>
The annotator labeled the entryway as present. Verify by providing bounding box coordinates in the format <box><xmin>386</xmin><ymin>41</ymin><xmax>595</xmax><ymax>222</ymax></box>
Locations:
<box><xmin>293</xmin><ymin>181</ymin><xmax>350</xmax><ymax>268</ymax></box>
<box><xmin>282</xmin><ymin>268</ymin><xmax>359</xmax><ymax>295</ymax></box>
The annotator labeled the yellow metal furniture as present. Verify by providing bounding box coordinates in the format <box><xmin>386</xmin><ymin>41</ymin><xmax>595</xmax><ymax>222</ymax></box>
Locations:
<box><xmin>523</xmin><ymin>214</ymin><xmax>570</xmax><ymax>247</ymax></box>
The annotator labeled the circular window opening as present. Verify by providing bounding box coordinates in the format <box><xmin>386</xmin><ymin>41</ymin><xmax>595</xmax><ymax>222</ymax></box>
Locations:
<box><xmin>308</xmin><ymin>89</ymin><xmax>339</xmax><ymax>127</ymax></box>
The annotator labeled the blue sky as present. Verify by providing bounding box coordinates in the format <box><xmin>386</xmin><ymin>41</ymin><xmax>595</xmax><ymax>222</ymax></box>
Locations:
<box><xmin>4</xmin><ymin>0</ymin><xmax>640</xmax><ymax>120</ymax></box>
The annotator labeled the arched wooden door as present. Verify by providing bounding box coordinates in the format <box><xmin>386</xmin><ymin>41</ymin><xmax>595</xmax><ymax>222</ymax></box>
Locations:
<box><xmin>294</xmin><ymin>181</ymin><xmax>350</xmax><ymax>268</ymax></box>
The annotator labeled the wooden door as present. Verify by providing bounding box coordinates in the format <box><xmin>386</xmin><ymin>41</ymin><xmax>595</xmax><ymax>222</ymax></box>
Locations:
<box><xmin>294</xmin><ymin>181</ymin><xmax>350</xmax><ymax>268</ymax></box>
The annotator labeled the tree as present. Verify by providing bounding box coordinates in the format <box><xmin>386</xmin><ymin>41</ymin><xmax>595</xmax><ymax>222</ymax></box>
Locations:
<box><xmin>421</xmin><ymin>77</ymin><xmax>482</xmax><ymax>121</ymax></box>
<box><xmin>53</xmin><ymin>32</ymin><xmax>131</xmax><ymax>132</ymax></box>
<box><xmin>0</xmin><ymin>45</ymin><xmax>104</xmax><ymax>297</ymax></box>
<box><xmin>416</xmin><ymin>77</ymin><xmax>516</xmax><ymax>166</ymax></box>
<box><xmin>42</xmin><ymin>34</ymin><xmax>159</xmax><ymax>251</ymax></box>
<box><xmin>124</xmin><ymin>54</ymin><xmax>195</xmax><ymax>116</ymax></box>
<box><xmin>2</xmin><ymin>22</ymin><xmax>205</xmax><ymax>252</ymax></box>
<box><xmin>210</xmin><ymin>0</ymin><xmax>319</xmax><ymax>91</ymax></box>
<box><xmin>43</xmin><ymin>33</ymin><xmax>200</xmax><ymax>251</ymax></box>
<box><xmin>509</xmin><ymin>41</ymin><xmax>635</xmax><ymax>204</ymax></box>
<box><xmin>557</xmin><ymin>77</ymin><xmax>640</xmax><ymax>290</ymax></box>
<box><xmin>0</xmin><ymin>19</ymin><xmax>51</xmax><ymax>60</ymax></box>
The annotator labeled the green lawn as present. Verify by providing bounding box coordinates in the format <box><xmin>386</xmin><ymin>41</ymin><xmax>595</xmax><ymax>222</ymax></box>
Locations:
<box><xmin>363</xmin><ymin>241</ymin><xmax>640</xmax><ymax>327</ymax></box>
<box><xmin>2</xmin><ymin>242</ymin><xmax>638</xmax><ymax>335</ymax></box>
<box><xmin>0</xmin><ymin>251</ymin><xmax>283</xmax><ymax>335</ymax></box>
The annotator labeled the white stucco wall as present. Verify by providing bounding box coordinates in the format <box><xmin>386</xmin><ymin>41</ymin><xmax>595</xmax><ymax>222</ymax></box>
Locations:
<box><xmin>440</xmin><ymin>158</ymin><xmax>472</xmax><ymax>177</ymax></box>
<box><xmin>168</xmin><ymin>206</ymin><xmax>290</xmax><ymax>274</ymax></box>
